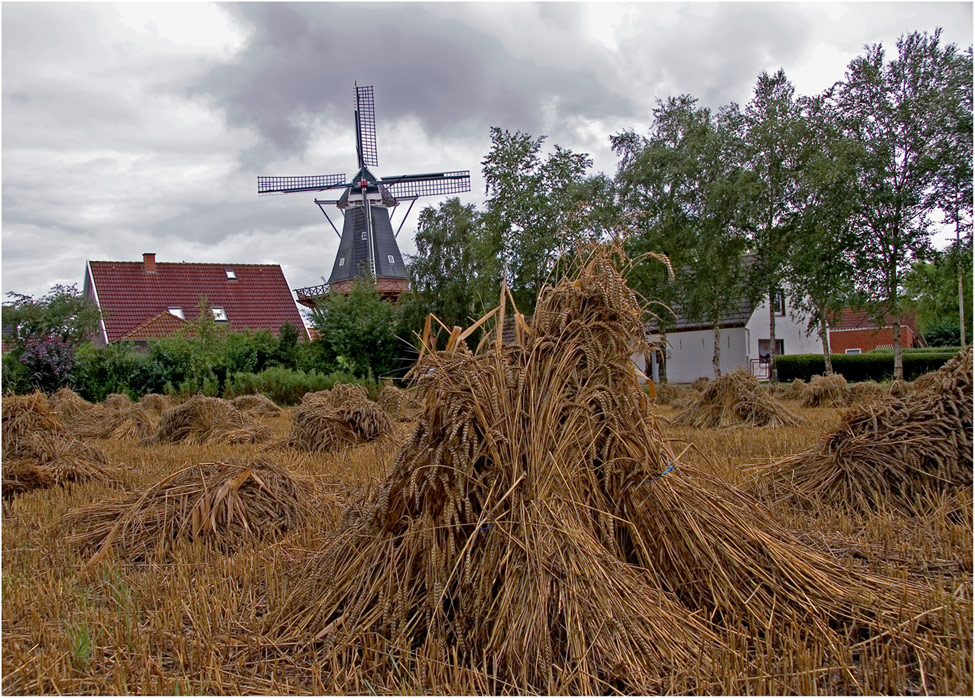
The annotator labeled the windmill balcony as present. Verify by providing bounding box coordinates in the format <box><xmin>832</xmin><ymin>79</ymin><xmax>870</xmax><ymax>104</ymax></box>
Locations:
<box><xmin>294</xmin><ymin>284</ymin><xmax>330</xmax><ymax>308</ymax></box>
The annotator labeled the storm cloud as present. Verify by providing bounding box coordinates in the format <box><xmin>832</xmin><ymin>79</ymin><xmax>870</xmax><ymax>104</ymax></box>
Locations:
<box><xmin>3</xmin><ymin>2</ymin><xmax>971</xmax><ymax>305</ymax></box>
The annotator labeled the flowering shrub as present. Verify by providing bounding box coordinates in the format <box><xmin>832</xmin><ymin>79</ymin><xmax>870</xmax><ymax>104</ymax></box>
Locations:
<box><xmin>19</xmin><ymin>334</ymin><xmax>75</xmax><ymax>392</ymax></box>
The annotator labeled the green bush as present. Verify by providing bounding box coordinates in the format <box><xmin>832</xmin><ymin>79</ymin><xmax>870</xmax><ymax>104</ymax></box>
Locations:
<box><xmin>222</xmin><ymin>367</ymin><xmax>380</xmax><ymax>405</ymax></box>
<box><xmin>777</xmin><ymin>351</ymin><xmax>959</xmax><ymax>382</ymax></box>
<box><xmin>72</xmin><ymin>342</ymin><xmax>146</xmax><ymax>401</ymax></box>
<box><xmin>867</xmin><ymin>345</ymin><xmax>961</xmax><ymax>354</ymax></box>
<box><xmin>2</xmin><ymin>352</ymin><xmax>30</xmax><ymax>394</ymax></box>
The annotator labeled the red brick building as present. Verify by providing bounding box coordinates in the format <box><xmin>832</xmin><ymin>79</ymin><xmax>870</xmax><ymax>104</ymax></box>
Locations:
<box><xmin>83</xmin><ymin>253</ymin><xmax>309</xmax><ymax>346</ymax></box>
<box><xmin>828</xmin><ymin>307</ymin><xmax>924</xmax><ymax>354</ymax></box>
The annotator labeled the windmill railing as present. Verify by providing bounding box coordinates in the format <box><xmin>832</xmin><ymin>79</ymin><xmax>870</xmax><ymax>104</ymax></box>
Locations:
<box><xmin>294</xmin><ymin>283</ymin><xmax>330</xmax><ymax>304</ymax></box>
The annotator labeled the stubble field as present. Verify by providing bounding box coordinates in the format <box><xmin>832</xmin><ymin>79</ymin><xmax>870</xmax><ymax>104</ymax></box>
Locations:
<box><xmin>2</xmin><ymin>394</ymin><xmax>971</xmax><ymax>695</ymax></box>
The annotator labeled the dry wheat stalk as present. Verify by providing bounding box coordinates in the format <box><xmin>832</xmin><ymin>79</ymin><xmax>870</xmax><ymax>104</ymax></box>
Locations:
<box><xmin>673</xmin><ymin>369</ymin><xmax>804</xmax><ymax>428</ymax></box>
<box><xmin>757</xmin><ymin>346</ymin><xmax>973</xmax><ymax>515</ymax></box>
<box><xmin>61</xmin><ymin>457</ymin><xmax>313</xmax><ymax>566</ymax></box>
<box><xmin>147</xmin><ymin>395</ymin><xmax>272</xmax><ymax>445</ymax></box>
<box><xmin>231</xmin><ymin>394</ymin><xmax>283</xmax><ymax>417</ymax></box>
<box><xmin>288</xmin><ymin>389</ymin><xmax>392</xmax><ymax>453</ymax></box>
<box><xmin>801</xmin><ymin>373</ymin><xmax>849</xmax><ymax>408</ymax></box>
<box><xmin>137</xmin><ymin>393</ymin><xmax>173</xmax><ymax>415</ymax></box>
<box><xmin>2</xmin><ymin>392</ymin><xmax>113</xmax><ymax>499</ymax></box>
<box><xmin>261</xmin><ymin>242</ymin><xmax>939</xmax><ymax>694</ymax></box>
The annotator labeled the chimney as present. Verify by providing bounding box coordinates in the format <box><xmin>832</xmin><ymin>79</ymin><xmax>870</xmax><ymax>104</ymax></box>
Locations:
<box><xmin>143</xmin><ymin>252</ymin><xmax>156</xmax><ymax>273</ymax></box>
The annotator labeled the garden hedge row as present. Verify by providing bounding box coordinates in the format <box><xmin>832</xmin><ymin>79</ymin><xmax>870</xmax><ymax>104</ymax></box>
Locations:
<box><xmin>777</xmin><ymin>351</ymin><xmax>959</xmax><ymax>383</ymax></box>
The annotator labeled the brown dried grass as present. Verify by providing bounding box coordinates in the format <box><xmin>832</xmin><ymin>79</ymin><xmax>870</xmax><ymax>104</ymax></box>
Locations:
<box><xmin>651</xmin><ymin>381</ymin><xmax>688</xmax><ymax>406</ymax></box>
<box><xmin>48</xmin><ymin>387</ymin><xmax>93</xmax><ymax>421</ymax></box>
<box><xmin>800</xmin><ymin>372</ymin><xmax>849</xmax><ymax>408</ymax></box>
<box><xmin>2</xmin><ymin>392</ymin><xmax>113</xmax><ymax>499</ymax></box>
<box><xmin>288</xmin><ymin>393</ymin><xmax>392</xmax><ymax>453</ymax></box>
<box><xmin>147</xmin><ymin>395</ymin><xmax>272</xmax><ymax>446</ymax></box>
<box><xmin>71</xmin><ymin>403</ymin><xmax>158</xmax><ymax>440</ymax></box>
<box><xmin>673</xmin><ymin>369</ymin><xmax>803</xmax><ymax>428</ymax></box>
<box><xmin>757</xmin><ymin>346</ymin><xmax>973</xmax><ymax>515</ymax></box>
<box><xmin>847</xmin><ymin>380</ymin><xmax>887</xmax><ymax>405</ymax></box>
<box><xmin>889</xmin><ymin>377</ymin><xmax>911</xmax><ymax>397</ymax></box>
<box><xmin>376</xmin><ymin>384</ymin><xmax>423</xmax><ymax>421</ymax></box>
<box><xmin>230</xmin><ymin>393</ymin><xmax>283</xmax><ymax>417</ymax></box>
<box><xmin>103</xmin><ymin>393</ymin><xmax>132</xmax><ymax>410</ymax></box>
<box><xmin>786</xmin><ymin>378</ymin><xmax>807</xmax><ymax>400</ymax></box>
<box><xmin>137</xmin><ymin>393</ymin><xmax>172</xmax><ymax>415</ymax></box>
<box><xmin>61</xmin><ymin>457</ymin><xmax>313</xmax><ymax>566</ymax></box>
<box><xmin>263</xmin><ymin>243</ymin><xmax>937</xmax><ymax>694</ymax></box>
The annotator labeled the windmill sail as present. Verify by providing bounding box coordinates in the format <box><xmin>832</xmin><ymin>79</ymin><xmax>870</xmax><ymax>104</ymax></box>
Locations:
<box><xmin>259</xmin><ymin>84</ymin><xmax>470</xmax><ymax>305</ymax></box>
<box><xmin>381</xmin><ymin>171</ymin><xmax>471</xmax><ymax>199</ymax></box>
<box><xmin>258</xmin><ymin>174</ymin><xmax>347</xmax><ymax>195</ymax></box>
<box><xmin>355</xmin><ymin>85</ymin><xmax>378</xmax><ymax>168</ymax></box>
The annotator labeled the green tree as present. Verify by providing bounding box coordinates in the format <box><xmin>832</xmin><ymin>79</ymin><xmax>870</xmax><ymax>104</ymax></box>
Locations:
<box><xmin>2</xmin><ymin>283</ymin><xmax>101</xmax><ymax>347</ymax></box>
<box><xmin>401</xmin><ymin>198</ymin><xmax>490</xmax><ymax>340</ymax></box>
<box><xmin>481</xmin><ymin>127</ymin><xmax>600</xmax><ymax>312</ymax></box>
<box><xmin>786</xmin><ymin>91</ymin><xmax>862</xmax><ymax>374</ymax></box>
<box><xmin>272</xmin><ymin>322</ymin><xmax>301</xmax><ymax>368</ymax></box>
<box><xmin>612</xmin><ymin>95</ymin><xmax>709</xmax><ymax>380</ymax></box>
<box><xmin>931</xmin><ymin>45</ymin><xmax>973</xmax><ymax>345</ymax></box>
<box><xmin>904</xmin><ymin>241</ymin><xmax>974</xmax><ymax>345</ymax></box>
<box><xmin>2</xmin><ymin>283</ymin><xmax>102</xmax><ymax>392</ymax></box>
<box><xmin>837</xmin><ymin>29</ymin><xmax>970</xmax><ymax>377</ymax></box>
<box><xmin>682</xmin><ymin>102</ymin><xmax>754</xmax><ymax>377</ymax></box>
<box><xmin>614</xmin><ymin>97</ymin><xmax>752</xmax><ymax>378</ymax></box>
<box><xmin>742</xmin><ymin>69</ymin><xmax>803</xmax><ymax>381</ymax></box>
<box><xmin>308</xmin><ymin>278</ymin><xmax>404</xmax><ymax>379</ymax></box>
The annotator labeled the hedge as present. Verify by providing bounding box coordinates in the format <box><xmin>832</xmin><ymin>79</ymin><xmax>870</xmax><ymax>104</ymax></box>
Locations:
<box><xmin>222</xmin><ymin>367</ymin><xmax>381</xmax><ymax>405</ymax></box>
<box><xmin>868</xmin><ymin>346</ymin><xmax>962</xmax><ymax>354</ymax></box>
<box><xmin>777</xmin><ymin>351</ymin><xmax>959</xmax><ymax>383</ymax></box>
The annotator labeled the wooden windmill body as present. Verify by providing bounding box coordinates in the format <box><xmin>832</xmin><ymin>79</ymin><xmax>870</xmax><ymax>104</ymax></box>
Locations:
<box><xmin>259</xmin><ymin>85</ymin><xmax>471</xmax><ymax>306</ymax></box>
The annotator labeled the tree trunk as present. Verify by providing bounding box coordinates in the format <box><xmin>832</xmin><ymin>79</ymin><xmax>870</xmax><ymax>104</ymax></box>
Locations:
<box><xmin>957</xmin><ymin>205</ymin><xmax>967</xmax><ymax>347</ymax></box>
<box><xmin>768</xmin><ymin>289</ymin><xmax>778</xmax><ymax>383</ymax></box>
<box><xmin>660</xmin><ymin>330</ymin><xmax>669</xmax><ymax>382</ymax></box>
<box><xmin>819</xmin><ymin>313</ymin><xmax>833</xmax><ymax>375</ymax></box>
<box><xmin>892</xmin><ymin>321</ymin><xmax>903</xmax><ymax>380</ymax></box>
<box><xmin>712</xmin><ymin>321</ymin><xmax>721</xmax><ymax>378</ymax></box>
<box><xmin>959</xmin><ymin>267</ymin><xmax>967</xmax><ymax>347</ymax></box>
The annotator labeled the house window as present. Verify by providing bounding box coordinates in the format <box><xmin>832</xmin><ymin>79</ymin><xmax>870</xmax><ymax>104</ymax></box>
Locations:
<box><xmin>387</xmin><ymin>255</ymin><xmax>395</xmax><ymax>264</ymax></box>
<box><xmin>845</xmin><ymin>348</ymin><xmax>861</xmax><ymax>355</ymax></box>
<box><xmin>758</xmin><ymin>338</ymin><xmax>784</xmax><ymax>363</ymax></box>
<box><xmin>225</xmin><ymin>269</ymin><xmax>237</xmax><ymax>280</ymax></box>
<box><xmin>211</xmin><ymin>308</ymin><xmax>228</xmax><ymax>322</ymax></box>
<box><xmin>168</xmin><ymin>307</ymin><xmax>184</xmax><ymax>319</ymax></box>
<box><xmin>772</xmin><ymin>292</ymin><xmax>786</xmax><ymax>316</ymax></box>
<box><xmin>338</xmin><ymin>257</ymin><xmax>346</xmax><ymax>267</ymax></box>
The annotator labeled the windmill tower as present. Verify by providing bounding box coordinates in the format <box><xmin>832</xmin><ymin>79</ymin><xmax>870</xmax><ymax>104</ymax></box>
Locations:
<box><xmin>258</xmin><ymin>84</ymin><xmax>471</xmax><ymax>307</ymax></box>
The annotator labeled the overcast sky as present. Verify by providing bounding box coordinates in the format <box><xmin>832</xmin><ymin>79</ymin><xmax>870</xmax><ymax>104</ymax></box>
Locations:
<box><xmin>2</xmin><ymin>1</ymin><xmax>972</xmax><ymax>306</ymax></box>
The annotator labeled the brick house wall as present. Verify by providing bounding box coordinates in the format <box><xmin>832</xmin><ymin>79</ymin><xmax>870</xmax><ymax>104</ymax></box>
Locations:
<box><xmin>829</xmin><ymin>325</ymin><xmax>918</xmax><ymax>354</ymax></box>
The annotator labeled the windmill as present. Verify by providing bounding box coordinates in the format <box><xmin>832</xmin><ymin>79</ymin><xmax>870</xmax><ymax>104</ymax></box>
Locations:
<box><xmin>258</xmin><ymin>84</ymin><xmax>471</xmax><ymax>307</ymax></box>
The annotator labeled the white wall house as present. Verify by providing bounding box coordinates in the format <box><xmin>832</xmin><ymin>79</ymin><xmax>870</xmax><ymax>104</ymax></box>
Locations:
<box><xmin>636</xmin><ymin>293</ymin><xmax>821</xmax><ymax>383</ymax></box>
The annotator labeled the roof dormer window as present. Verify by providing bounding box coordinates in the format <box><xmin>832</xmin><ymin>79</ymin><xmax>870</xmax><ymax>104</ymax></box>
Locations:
<box><xmin>225</xmin><ymin>269</ymin><xmax>237</xmax><ymax>280</ymax></box>
<box><xmin>211</xmin><ymin>308</ymin><xmax>228</xmax><ymax>322</ymax></box>
<box><xmin>168</xmin><ymin>307</ymin><xmax>184</xmax><ymax>319</ymax></box>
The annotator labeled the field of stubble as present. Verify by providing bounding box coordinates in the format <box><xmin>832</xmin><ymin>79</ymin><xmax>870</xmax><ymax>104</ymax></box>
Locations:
<box><xmin>2</xmin><ymin>399</ymin><xmax>971</xmax><ymax>695</ymax></box>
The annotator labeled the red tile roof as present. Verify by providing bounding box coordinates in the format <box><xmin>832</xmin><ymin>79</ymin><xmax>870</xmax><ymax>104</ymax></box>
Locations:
<box><xmin>118</xmin><ymin>310</ymin><xmax>189</xmax><ymax>341</ymax></box>
<box><xmin>87</xmin><ymin>260</ymin><xmax>309</xmax><ymax>344</ymax></box>
<box><xmin>830</xmin><ymin>307</ymin><xmax>919</xmax><ymax>334</ymax></box>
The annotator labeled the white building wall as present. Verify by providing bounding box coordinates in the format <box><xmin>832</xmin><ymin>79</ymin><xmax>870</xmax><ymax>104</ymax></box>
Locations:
<box><xmin>647</xmin><ymin>327</ymin><xmax>749</xmax><ymax>383</ymax></box>
<box><xmin>744</xmin><ymin>296</ymin><xmax>821</xmax><ymax>361</ymax></box>
<box><xmin>640</xmin><ymin>296</ymin><xmax>821</xmax><ymax>383</ymax></box>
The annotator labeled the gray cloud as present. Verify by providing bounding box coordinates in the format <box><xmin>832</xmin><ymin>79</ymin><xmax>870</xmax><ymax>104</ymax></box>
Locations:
<box><xmin>2</xmin><ymin>2</ymin><xmax>971</xmax><ymax>302</ymax></box>
<box><xmin>194</xmin><ymin>2</ymin><xmax>637</xmax><ymax>167</ymax></box>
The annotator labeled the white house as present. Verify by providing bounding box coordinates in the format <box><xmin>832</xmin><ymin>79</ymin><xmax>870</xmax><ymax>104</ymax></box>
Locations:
<box><xmin>636</xmin><ymin>292</ymin><xmax>821</xmax><ymax>383</ymax></box>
